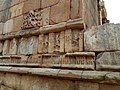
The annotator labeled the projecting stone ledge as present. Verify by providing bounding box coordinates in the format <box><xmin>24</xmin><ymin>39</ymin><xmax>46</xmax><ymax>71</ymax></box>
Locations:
<box><xmin>0</xmin><ymin>18</ymin><xmax>84</xmax><ymax>41</ymax></box>
<box><xmin>0</xmin><ymin>66</ymin><xmax>120</xmax><ymax>85</ymax></box>
<box><xmin>84</xmin><ymin>23</ymin><xmax>120</xmax><ymax>51</ymax></box>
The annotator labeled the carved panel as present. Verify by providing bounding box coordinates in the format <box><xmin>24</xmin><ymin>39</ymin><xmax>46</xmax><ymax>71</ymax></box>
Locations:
<box><xmin>21</xmin><ymin>10</ymin><xmax>42</xmax><ymax>29</ymax></box>
<box><xmin>42</xmin><ymin>54</ymin><xmax>61</xmax><ymax>67</ymax></box>
<box><xmin>62</xmin><ymin>52</ymin><xmax>95</xmax><ymax>69</ymax></box>
<box><xmin>54</xmin><ymin>32</ymin><xmax>60</xmax><ymax>53</ymax></box>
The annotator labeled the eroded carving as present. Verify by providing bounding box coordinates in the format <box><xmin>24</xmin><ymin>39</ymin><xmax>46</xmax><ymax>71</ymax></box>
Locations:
<box><xmin>21</xmin><ymin>10</ymin><xmax>42</xmax><ymax>29</ymax></box>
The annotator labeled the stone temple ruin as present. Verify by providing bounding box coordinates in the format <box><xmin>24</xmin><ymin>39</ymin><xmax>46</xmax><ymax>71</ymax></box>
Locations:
<box><xmin>0</xmin><ymin>0</ymin><xmax>120</xmax><ymax>90</ymax></box>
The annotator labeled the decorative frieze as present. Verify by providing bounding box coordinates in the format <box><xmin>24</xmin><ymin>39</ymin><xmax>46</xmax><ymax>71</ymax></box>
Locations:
<box><xmin>0</xmin><ymin>52</ymin><xmax>95</xmax><ymax>70</ymax></box>
<box><xmin>61</xmin><ymin>52</ymin><xmax>95</xmax><ymax>69</ymax></box>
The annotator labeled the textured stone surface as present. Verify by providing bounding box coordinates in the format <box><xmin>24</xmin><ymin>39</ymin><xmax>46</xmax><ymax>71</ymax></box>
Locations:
<box><xmin>9</xmin><ymin>38</ymin><xmax>18</xmax><ymax>55</ymax></box>
<box><xmin>43</xmin><ymin>34</ymin><xmax>49</xmax><ymax>53</ymax></box>
<box><xmin>41</xmin><ymin>0</ymin><xmax>59</xmax><ymax>8</ymax></box>
<box><xmin>96</xmin><ymin>51</ymin><xmax>120</xmax><ymax>70</ymax></box>
<box><xmin>65</xmin><ymin>29</ymin><xmax>72</xmax><ymax>52</ymax></box>
<box><xmin>0</xmin><ymin>23</ymin><xmax>4</xmax><ymax>34</ymax></box>
<box><xmin>23</xmin><ymin>0</ymin><xmax>40</xmax><ymax>14</ymax></box>
<box><xmin>27</xmin><ymin>55</ymin><xmax>42</xmax><ymax>64</ymax></box>
<box><xmin>10</xmin><ymin>3</ymin><xmax>24</xmax><ymax>18</ymax></box>
<box><xmin>13</xmin><ymin>15</ymin><xmax>23</xmax><ymax>32</ymax></box>
<box><xmin>1</xmin><ymin>9</ymin><xmax>11</xmax><ymax>22</ymax></box>
<box><xmin>99</xmin><ymin>84</ymin><xmax>120</xmax><ymax>90</ymax></box>
<box><xmin>42</xmin><ymin>54</ymin><xmax>61</xmax><ymax>67</ymax></box>
<box><xmin>41</xmin><ymin>7</ymin><xmax>50</xmax><ymax>26</ymax></box>
<box><xmin>18</xmin><ymin>36</ymin><xmax>38</xmax><ymax>55</ymax></box>
<box><xmin>60</xmin><ymin>31</ymin><xmax>65</xmax><ymax>53</ymax></box>
<box><xmin>50</xmin><ymin>0</ymin><xmax>70</xmax><ymax>24</ymax></box>
<box><xmin>62</xmin><ymin>52</ymin><xmax>95</xmax><ymax>69</ymax></box>
<box><xmin>0</xmin><ymin>85</ymin><xmax>14</xmax><ymax>90</ymax></box>
<box><xmin>3</xmin><ymin>19</ymin><xmax>13</xmax><ymax>34</ymax></box>
<box><xmin>71</xmin><ymin>0</ymin><xmax>82</xmax><ymax>19</ymax></box>
<box><xmin>84</xmin><ymin>24</ymin><xmax>120</xmax><ymax>51</ymax></box>
<box><xmin>38</xmin><ymin>34</ymin><xmax>44</xmax><ymax>54</ymax></box>
<box><xmin>22</xmin><ymin>10</ymin><xmax>42</xmax><ymax>29</ymax></box>
<box><xmin>48</xmin><ymin>33</ymin><xmax>54</xmax><ymax>53</ymax></box>
<box><xmin>77</xmin><ymin>82</ymin><xmax>99</xmax><ymax>90</ymax></box>
<box><xmin>4</xmin><ymin>73</ymin><xmax>21</xmax><ymax>90</ymax></box>
<box><xmin>0</xmin><ymin>41</ymin><xmax>3</xmax><ymax>55</ymax></box>
<box><xmin>3</xmin><ymin>40</ymin><xmax>10</xmax><ymax>55</ymax></box>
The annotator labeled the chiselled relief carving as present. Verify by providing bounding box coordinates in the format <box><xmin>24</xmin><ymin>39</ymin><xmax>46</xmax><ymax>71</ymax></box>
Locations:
<box><xmin>72</xmin><ymin>30</ymin><xmax>79</xmax><ymax>51</ymax></box>
<box><xmin>21</xmin><ymin>10</ymin><xmax>42</xmax><ymax>29</ymax></box>
<box><xmin>62</xmin><ymin>52</ymin><xmax>95</xmax><ymax>69</ymax></box>
<box><xmin>55</xmin><ymin>33</ymin><xmax>60</xmax><ymax>52</ymax></box>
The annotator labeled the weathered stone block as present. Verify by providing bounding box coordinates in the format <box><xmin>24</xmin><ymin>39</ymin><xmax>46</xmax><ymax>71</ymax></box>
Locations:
<box><xmin>18</xmin><ymin>36</ymin><xmax>38</xmax><ymax>55</ymax></box>
<box><xmin>1</xmin><ymin>9</ymin><xmax>10</xmax><ymax>22</ymax></box>
<box><xmin>41</xmin><ymin>0</ymin><xmax>59</xmax><ymax>8</ymax></box>
<box><xmin>0</xmin><ymin>56</ymin><xmax>11</xmax><ymax>63</ymax></box>
<box><xmin>54</xmin><ymin>32</ymin><xmax>60</xmax><ymax>53</ymax></box>
<box><xmin>42</xmin><ymin>54</ymin><xmax>61</xmax><ymax>67</ymax></box>
<box><xmin>99</xmin><ymin>84</ymin><xmax>120</xmax><ymax>90</ymax></box>
<box><xmin>1</xmin><ymin>0</ymin><xmax>12</xmax><ymax>10</ymax></box>
<box><xmin>65</xmin><ymin>29</ymin><xmax>72</xmax><ymax>52</ymax></box>
<box><xmin>4</xmin><ymin>73</ymin><xmax>21</xmax><ymax>90</ymax></box>
<box><xmin>96</xmin><ymin>51</ymin><xmax>120</xmax><ymax>71</ymax></box>
<box><xmin>84</xmin><ymin>24</ymin><xmax>120</xmax><ymax>51</ymax></box>
<box><xmin>50</xmin><ymin>0</ymin><xmax>70</xmax><ymax>24</ymax></box>
<box><xmin>10</xmin><ymin>3</ymin><xmax>24</xmax><ymax>18</ymax></box>
<box><xmin>0</xmin><ymin>55</ymin><xmax>22</xmax><ymax>63</ymax></box>
<box><xmin>48</xmin><ymin>79</ymin><xmax>74</xmax><ymax>90</ymax></box>
<box><xmin>23</xmin><ymin>0</ymin><xmax>41</xmax><ymax>14</ymax></box>
<box><xmin>0</xmin><ymin>23</ymin><xmax>4</xmax><ymax>34</ymax></box>
<box><xmin>60</xmin><ymin>31</ymin><xmax>65</xmax><ymax>53</ymax></box>
<box><xmin>13</xmin><ymin>15</ymin><xmax>23</xmax><ymax>32</ymax></box>
<box><xmin>40</xmin><ymin>22</ymin><xmax>66</xmax><ymax>34</ymax></box>
<box><xmin>48</xmin><ymin>33</ymin><xmax>54</xmax><ymax>53</ymax></box>
<box><xmin>1</xmin><ymin>85</ymin><xmax>14</xmax><ymax>90</ymax></box>
<box><xmin>38</xmin><ymin>34</ymin><xmax>44</xmax><ymax>54</ymax></box>
<box><xmin>65</xmin><ymin>29</ymin><xmax>83</xmax><ymax>52</ymax></box>
<box><xmin>27</xmin><ymin>55</ymin><xmax>42</xmax><ymax>64</ymax></box>
<box><xmin>20</xmin><ymin>75</ymin><xmax>42</xmax><ymax>90</ymax></box>
<box><xmin>71</xmin><ymin>0</ymin><xmax>83</xmax><ymax>19</ymax></box>
<box><xmin>9</xmin><ymin>38</ymin><xmax>18</xmax><ymax>55</ymax></box>
<box><xmin>3</xmin><ymin>40</ymin><xmax>10</xmax><ymax>55</ymax></box>
<box><xmin>11</xmin><ymin>0</ymin><xmax>19</xmax><ymax>6</ymax></box>
<box><xmin>43</xmin><ymin>34</ymin><xmax>49</xmax><ymax>53</ymax></box>
<box><xmin>77</xmin><ymin>82</ymin><xmax>99</xmax><ymax>90</ymax></box>
<box><xmin>41</xmin><ymin>7</ymin><xmax>50</xmax><ymax>26</ymax></box>
<box><xmin>0</xmin><ymin>41</ymin><xmax>3</xmax><ymax>55</ymax></box>
<box><xmin>72</xmin><ymin>29</ymin><xmax>83</xmax><ymax>52</ymax></box>
<box><xmin>3</xmin><ymin>19</ymin><xmax>13</xmax><ymax>34</ymax></box>
<box><xmin>62</xmin><ymin>52</ymin><xmax>95</xmax><ymax>70</ymax></box>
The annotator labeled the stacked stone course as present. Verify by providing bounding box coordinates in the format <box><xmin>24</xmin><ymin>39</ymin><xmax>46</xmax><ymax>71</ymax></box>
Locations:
<box><xmin>0</xmin><ymin>0</ymin><xmax>119</xmax><ymax>90</ymax></box>
<box><xmin>0</xmin><ymin>0</ymin><xmax>100</xmax><ymax>70</ymax></box>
